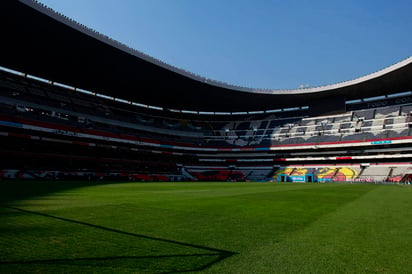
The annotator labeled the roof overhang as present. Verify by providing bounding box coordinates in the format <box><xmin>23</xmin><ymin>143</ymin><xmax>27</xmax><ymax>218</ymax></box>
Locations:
<box><xmin>1</xmin><ymin>0</ymin><xmax>411</xmax><ymax>112</ymax></box>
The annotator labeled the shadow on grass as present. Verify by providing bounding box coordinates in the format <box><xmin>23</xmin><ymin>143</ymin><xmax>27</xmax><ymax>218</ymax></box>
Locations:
<box><xmin>0</xmin><ymin>254</ymin><xmax>233</xmax><ymax>273</ymax></box>
<box><xmin>0</xmin><ymin>181</ymin><xmax>237</xmax><ymax>273</ymax></box>
<box><xmin>0</xmin><ymin>180</ymin><xmax>119</xmax><ymax>205</ymax></box>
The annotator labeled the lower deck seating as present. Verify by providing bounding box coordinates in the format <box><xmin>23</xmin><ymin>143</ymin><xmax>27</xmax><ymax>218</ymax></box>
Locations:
<box><xmin>272</xmin><ymin>165</ymin><xmax>412</xmax><ymax>182</ymax></box>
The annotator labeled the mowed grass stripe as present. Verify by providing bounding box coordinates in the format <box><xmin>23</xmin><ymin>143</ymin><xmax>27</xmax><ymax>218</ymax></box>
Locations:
<box><xmin>14</xmin><ymin>183</ymin><xmax>375</xmax><ymax>253</ymax></box>
<box><xmin>208</xmin><ymin>184</ymin><xmax>412</xmax><ymax>273</ymax></box>
<box><xmin>92</xmin><ymin>183</ymin><xmax>376</xmax><ymax>251</ymax></box>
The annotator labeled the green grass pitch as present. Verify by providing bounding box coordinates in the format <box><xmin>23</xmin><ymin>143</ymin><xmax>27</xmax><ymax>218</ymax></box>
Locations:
<box><xmin>1</xmin><ymin>181</ymin><xmax>412</xmax><ymax>273</ymax></box>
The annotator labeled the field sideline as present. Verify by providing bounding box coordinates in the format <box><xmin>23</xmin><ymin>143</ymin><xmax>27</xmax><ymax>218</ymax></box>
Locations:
<box><xmin>1</xmin><ymin>181</ymin><xmax>412</xmax><ymax>273</ymax></box>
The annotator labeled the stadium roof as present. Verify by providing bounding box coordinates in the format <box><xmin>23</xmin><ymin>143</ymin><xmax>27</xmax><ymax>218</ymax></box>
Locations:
<box><xmin>1</xmin><ymin>0</ymin><xmax>412</xmax><ymax>113</ymax></box>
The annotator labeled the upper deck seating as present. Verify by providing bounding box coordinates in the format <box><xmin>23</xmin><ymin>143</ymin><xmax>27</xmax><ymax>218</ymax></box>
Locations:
<box><xmin>2</xmin><ymin>69</ymin><xmax>412</xmax><ymax>150</ymax></box>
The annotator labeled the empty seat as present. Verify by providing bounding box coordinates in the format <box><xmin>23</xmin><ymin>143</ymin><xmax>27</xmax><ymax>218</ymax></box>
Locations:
<box><xmin>354</xmin><ymin>109</ymin><xmax>374</xmax><ymax>120</ymax></box>
<box><xmin>375</xmin><ymin>106</ymin><xmax>400</xmax><ymax>118</ymax></box>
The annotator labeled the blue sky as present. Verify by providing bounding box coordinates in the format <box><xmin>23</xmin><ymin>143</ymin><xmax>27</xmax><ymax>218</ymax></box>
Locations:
<box><xmin>38</xmin><ymin>0</ymin><xmax>411</xmax><ymax>90</ymax></box>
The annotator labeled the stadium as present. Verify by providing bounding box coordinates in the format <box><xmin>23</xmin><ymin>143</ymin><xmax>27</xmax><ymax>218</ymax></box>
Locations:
<box><xmin>2</xmin><ymin>0</ymin><xmax>412</xmax><ymax>183</ymax></box>
<box><xmin>1</xmin><ymin>0</ymin><xmax>412</xmax><ymax>273</ymax></box>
